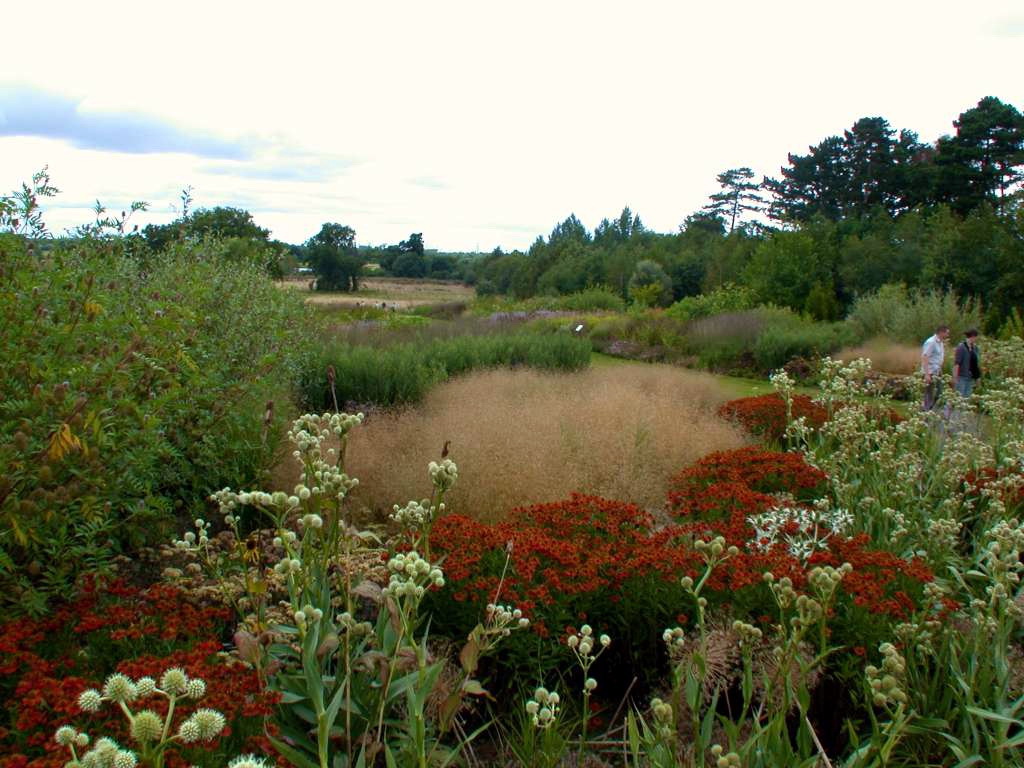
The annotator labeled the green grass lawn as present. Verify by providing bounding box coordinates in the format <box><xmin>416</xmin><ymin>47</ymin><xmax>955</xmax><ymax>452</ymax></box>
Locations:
<box><xmin>590</xmin><ymin>351</ymin><xmax>817</xmax><ymax>399</ymax></box>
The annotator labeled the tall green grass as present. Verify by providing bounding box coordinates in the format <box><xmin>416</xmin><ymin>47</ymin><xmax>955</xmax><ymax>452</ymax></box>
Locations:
<box><xmin>297</xmin><ymin>332</ymin><xmax>592</xmax><ymax>408</ymax></box>
<box><xmin>471</xmin><ymin>287</ymin><xmax>626</xmax><ymax>315</ymax></box>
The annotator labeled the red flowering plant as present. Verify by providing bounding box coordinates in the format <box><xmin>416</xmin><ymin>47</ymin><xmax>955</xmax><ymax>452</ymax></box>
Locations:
<box><xmin>962</xmin><ymin>464</ymin><xmax>1024</xmax><ymax>520</ymax></box>
<box><xmin>0</xmin><ymin>578</ymin><xmax>278</xmax><ymax>768</ymax></box>
<box><xmin>667</xmin><ymin>446</ymin><xmax>828</xmax><ymax>509</ymax></box>
<box><xmin>718</xmin><ymin>393</ymin><xmax>902</xmax><ymax>448</ymax></box>
<box><xmin>717</xmin><ymin>394</ymin><xmax>828</xmax><ymax>445</ymax></box>
<box><xmin>664</xmin><ymin>446</ymin><xmax>931</xmax><ymax>665</ymax></box>
<box><xmin>426</xmin><ymin>495</ymin><xmax>701</xmax><ymax>693</ymax></box>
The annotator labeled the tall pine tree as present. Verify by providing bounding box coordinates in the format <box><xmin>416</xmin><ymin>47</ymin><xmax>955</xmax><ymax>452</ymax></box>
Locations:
<box><xmin>702</xmin><ymin>167</ymin><xmax>766</xmax><ymax>232</ymax></box>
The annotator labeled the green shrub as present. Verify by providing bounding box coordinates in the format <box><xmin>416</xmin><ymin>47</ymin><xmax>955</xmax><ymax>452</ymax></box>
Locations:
<box><xmin>847</xmin><ymin>283</ymin><xmax>982</xmax><ymax>343</ymax></box>
<box><xmin>664</xmin><ymin>282</ymin><xmax>756</xmax><ymax>322</ymax></box>
<box><xmin>0</xmin><ymin>235</ymin><xmax>309</xmax><ymax>613</ymax></box>
<box><xmin>753</xmin><ymin>314</ymin><xmax>856</xmax><ymax>371</ymax></box>
<box><xmin>471</xmin><ymin>287</ymin><xmax>625</xmax><ymax>315</ymax></box>
<box><xmin>672</xmin><ymin>307</ymin><xmax>852</xmax><ymax>374</ymax></box>
<box><xmin>298</xmin><ymin>331</ymin><xmax>591</xmax><ymax>409</ymax></box>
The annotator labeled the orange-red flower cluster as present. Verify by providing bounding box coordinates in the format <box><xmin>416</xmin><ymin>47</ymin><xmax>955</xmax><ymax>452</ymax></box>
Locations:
<box><xmin>431</xmin><ymin>494</ymin><xmax>701</xmax><ymax>636</ymax></box>
<box><xmin>717</xmin><ymin>394</ymin><xmax>902</xmax><ymax>445</ymax></box>
<box><xmin>430</xmin><ymin>448</ymin><xmax>930</xmax><ymax>643</ymax></box>
<box><xmin>667</xmin><ymin>446</ymin><xmax>828</xmax><ymax>511</ymax></box>
<box><xmin>718</xmin><ymin>394</ymin><xmax>828</xmax><ymax>443</ymax></box>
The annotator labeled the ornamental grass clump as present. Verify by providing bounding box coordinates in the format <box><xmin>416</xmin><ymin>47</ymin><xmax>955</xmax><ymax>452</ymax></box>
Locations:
<box><xmin>342</xmin><ymin>365</ymin><xmax>746</xmax><ymax>517</ymax></box>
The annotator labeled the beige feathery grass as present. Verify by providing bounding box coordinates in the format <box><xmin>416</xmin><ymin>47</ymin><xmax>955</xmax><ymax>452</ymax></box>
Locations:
<box><xmin>837</xmin><ymin>337</ymin><xmax>922</xmax><ymax>374</ymax></box>
<box><xmin>321</xmin><ymin>365</ymin><xmax>747</xmax><ymax>521</ymax></box>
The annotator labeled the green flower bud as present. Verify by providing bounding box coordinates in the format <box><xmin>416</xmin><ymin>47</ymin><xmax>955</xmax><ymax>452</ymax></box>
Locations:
<box><xmin>103</xmin><ymin>674</ymin><xmax>138</xmax><ymax>703</ymax></box>
<box><xmin>160</xmin><ymin>668</ymin><xmax>189</xmax><ymax>696</ymax></box>
<box><xmin>130</xmin><ymin>711</ymin><xmax>163</xmax><ymax>743</ymax></box>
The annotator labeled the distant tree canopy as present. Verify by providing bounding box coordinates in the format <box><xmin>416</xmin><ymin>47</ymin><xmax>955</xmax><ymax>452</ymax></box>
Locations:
<box><xmin>142</xmin><ymin>206</ymin><xmax>270</xmax><ymax>250</ymax></box>
<box><xmin>304</xmin><ymin>223</ymin><xmax>361</xmax><ymax>292</ymax></box>
<box><xmin>468</xmin><ymin>95</ymin><xmax>1023</xmax><ymax>331</ymax></box>
<box><xmin>765</xmin><ymin>97</ymin><xmax>1023</xmax><ymax>222</ymax></box>
<box><xmin>141</xmin><ymin>205</ymin><xmax>288</xmax><ymax>276</ymax></box>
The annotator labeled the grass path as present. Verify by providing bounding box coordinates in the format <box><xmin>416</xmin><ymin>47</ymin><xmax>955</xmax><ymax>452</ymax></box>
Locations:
<box><xmin>590</xmin><ymin>351</ymin><xmax>818</xmax><ymax>399</ymax></box>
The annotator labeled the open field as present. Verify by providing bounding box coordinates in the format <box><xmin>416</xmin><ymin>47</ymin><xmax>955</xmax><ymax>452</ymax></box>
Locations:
<box><xmin>279</xmin><ymin>276</ymin><xmax>475</xmax><ymax>308</ymax></box>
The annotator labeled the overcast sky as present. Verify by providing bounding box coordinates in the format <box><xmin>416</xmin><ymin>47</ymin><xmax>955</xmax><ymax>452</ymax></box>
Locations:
<box><xmin>2</xmin><ymin>1</ymin><xmax>1022</xmax><ymax>251</ymax></box>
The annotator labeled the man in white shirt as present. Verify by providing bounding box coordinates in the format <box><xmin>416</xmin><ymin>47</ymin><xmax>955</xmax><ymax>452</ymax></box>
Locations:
<box><xmin>921</xmin><ymin>325</ymin><xmax>949</xmax><ymax>411</ymax></box>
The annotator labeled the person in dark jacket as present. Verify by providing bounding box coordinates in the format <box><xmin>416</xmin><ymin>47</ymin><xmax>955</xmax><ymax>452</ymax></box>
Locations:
<box><xmin>952</xmin><ymin>329</ymin><xmax>981</xmax><ymax>398</ymax></box>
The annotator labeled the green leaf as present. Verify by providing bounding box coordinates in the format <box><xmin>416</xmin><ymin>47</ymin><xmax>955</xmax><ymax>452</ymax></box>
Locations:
<box><xmin>964</xmin><ymin>706</ymin><xmax>1023</xmax><ymax>726</ymax></box>
<box><xmin>267</xmin><ymin>734</ymin><xmax>320</xmax><ymax>768</ymax></box>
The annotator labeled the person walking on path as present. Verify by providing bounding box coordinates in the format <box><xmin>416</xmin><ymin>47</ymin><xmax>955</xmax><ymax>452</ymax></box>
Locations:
<box><xmin>952</xmin><ymin>328</ymin><xmax>982</xmax><ymax>397</ymax></box>
<box><xmin>921</xmin><ymin>324</ymin><xmax>949</xmax><ymax>411</ymax></box>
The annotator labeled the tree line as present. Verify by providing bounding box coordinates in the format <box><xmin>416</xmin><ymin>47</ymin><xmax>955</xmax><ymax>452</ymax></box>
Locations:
<box><xmin>468</xmin><ymin>95</ymin><xmax>1023</xmax><ymax>330</ymax></box>
<box><xmin>126</xmin><ymin>95</ymin><xmax>1023</xmax><ymax>330</ymax></box>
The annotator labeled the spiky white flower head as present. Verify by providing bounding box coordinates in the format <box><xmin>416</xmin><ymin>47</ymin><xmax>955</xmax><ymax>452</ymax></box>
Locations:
<box><xmin>92</xmin><ymin>737</ymin><xmax>120</xmax><ymax>754</ymax></box>
<box><xmin>75</xmin><ymin>732</ymin><xmax>90</xmax><ymax>747</ymax></box>
<box><xmin>188</xmin><ymin>708</ymin><xmax>226</xmax><ymax>740</ymax></box>
<box><xmin>113</xmin><ymin>749</ymin><xmax>138</xmax><ymax>768</ymax></box>
<box><xmin>135</xmin><ymin>677</ymin><xmax>156</xmax><ymax>697</ymax></box>
<box><xmin>584</xmin><ymin>677</ymin><xmax>598</xmax><ymax>691</ymax></box>
<box><xmin>599</xmin><ymin>634</ymin><xmax>611</xmax><ymax>647</ymax></box>
<box><xmin>55</xmin><ymin>726</ymin><xmax>78</xmax><ymax>746</ymax></box>
<box><xmin>177</xmin><ymin>719</ymin><xmax>201</xmax><ymax>743</ymax></box>
<box><xmin>160</xmin><ymin>668</ymin><xmax>189</xmax><ymax>696</ymax></box>
<box><xmin>748</xmin><ymin>503</ymin><xmax>852</xmax><ymax>563</ymax></box>
<box><xmin>390</xmin><ymin>499</ymin><xmax>434</xmax><ymax>531</ymax></box>
<box><xmin>428</xmin><ymin>459</ymin><xmax>458</xmax><ymax>493</ymax></box>
<box><xmin>185</xmin><ymin>678</ymin><xmax>206</xmax><ymax>700</ymax></box>
<box><xmin>78</xmin><ymin>692</ymin><xmax>103</xmax><ymax>716</ymax></box>
<box><xmin>228</xmin><ymin>756</ymin><xmax>274</xmax><ymax>768</ymax></box>
<box><xmin>130</xmin><ymin>710</ymin><xmax>163</xmax><ymax>742</ymax></box>
<box><xmin>103</xmin><ymin>674</ymin><xmax>138</xmax><ymax>703</ymax></box>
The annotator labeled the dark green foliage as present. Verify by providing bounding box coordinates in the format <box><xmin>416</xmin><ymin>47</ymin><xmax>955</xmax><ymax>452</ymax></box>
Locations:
<box><xmin>142</xmin><ymin>205</ymin><xmax>269</xmax><ymax>249</ymax></box>
<box><xmin>297</xmin><ymin>332</ymin><xmax>592</xmax><ymax>409</ymax></box>
<box><xmin>765</xmin><ymin>118</ymin><xmax>929</xmax><ymax>222</ymax></box>
<box><xmin>804</xmin><ymin>281</ymin><xmax>842</xmax><ymax>321</ymax></box>
<box><xmin>305</xmin><ymin>223</ymin><xmax>362</xmax><ymax>291</ymax></box>
<box><xmin>0</xmin><ymin>235</ymin><xmax>309</xmax><ymax>614</ymax></box>
<box><xmin>751</xmin><ymin>313</ymin><xmax>855</xmax><ymax>370</ymax></box>
<box><xmin>934</xmin><ymin>96</ymin><xmax>1024</xmax><ymax>214</ymax></box>
<box><xmin>702</xmin><ymin>167</ymin><xmax>767</xmax><ymax>232</ymax></box>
